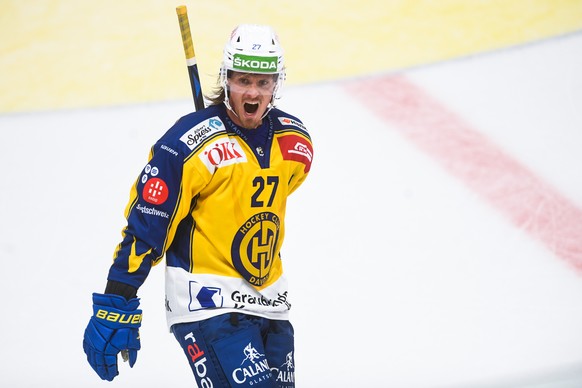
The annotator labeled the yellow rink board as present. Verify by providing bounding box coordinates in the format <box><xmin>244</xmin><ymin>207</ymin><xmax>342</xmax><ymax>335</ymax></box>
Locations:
<box><xmin>1</xmin><ymin>0</ymin><xmax>582</xmax><ymax>113</ymax></box>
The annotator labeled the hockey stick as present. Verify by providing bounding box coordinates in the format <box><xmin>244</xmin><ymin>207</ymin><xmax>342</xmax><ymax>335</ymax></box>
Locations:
<box><xmin>176</xmin><ymin>5</ymin><xmax>205</xmax><ymax>111</ymax></box>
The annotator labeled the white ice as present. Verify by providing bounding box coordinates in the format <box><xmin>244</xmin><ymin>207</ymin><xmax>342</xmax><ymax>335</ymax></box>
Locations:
<box><xmin>1</xmin><ymin>32</ymin><xmax>582</xmax><ymax>388</ymax></box>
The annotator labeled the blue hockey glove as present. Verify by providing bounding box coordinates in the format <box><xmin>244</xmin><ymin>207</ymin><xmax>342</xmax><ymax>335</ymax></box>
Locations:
<box><xmin>83</xmin><ymin>293</ymin><xmax>142</xmax><ymax>381</ymax></box>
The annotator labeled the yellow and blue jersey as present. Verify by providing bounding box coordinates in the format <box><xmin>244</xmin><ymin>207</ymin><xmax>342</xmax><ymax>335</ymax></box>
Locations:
<box><xmin>107</xmin><ymin>103</ymin><xmax>313</xmax><ymax>327</ymax></box>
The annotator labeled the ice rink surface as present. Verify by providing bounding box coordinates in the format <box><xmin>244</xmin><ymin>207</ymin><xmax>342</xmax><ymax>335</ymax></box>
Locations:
<box><xmin>1</xmin><ymin>1</ymin><xmax>582</xmax><ymax>387</ymax></box>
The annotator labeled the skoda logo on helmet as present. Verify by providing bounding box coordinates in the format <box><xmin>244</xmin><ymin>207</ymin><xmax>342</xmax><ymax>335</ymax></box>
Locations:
<box><xmin>233</xmin><ymin>53</ymin><xmax>278</xmax><ymax>73</ymax></box>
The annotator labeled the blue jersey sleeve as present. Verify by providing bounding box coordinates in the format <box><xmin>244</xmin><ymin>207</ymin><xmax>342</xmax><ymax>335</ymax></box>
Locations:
<box><xmin>107</xmin><ymin>139</ymin><xmax>186</xmax><ymax>288</ymax></box>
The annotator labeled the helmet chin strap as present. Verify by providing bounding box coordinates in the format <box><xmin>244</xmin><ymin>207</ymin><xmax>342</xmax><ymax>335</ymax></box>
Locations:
<box><xmin>223</xmin><ymin>86</ymin><xmax>239</xmax><ymax>119</ymax></box>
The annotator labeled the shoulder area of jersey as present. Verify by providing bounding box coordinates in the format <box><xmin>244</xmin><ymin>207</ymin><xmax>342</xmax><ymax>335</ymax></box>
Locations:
<box><xmin>168</xmin><ymin>105</ymin><xmax>227</xmax><ymax>136</ymax></box>
<box><xmin>158</xmin><ymin>105</ymin><xmax>228</xmax><ymax>153</ymax></box>
<box><xmin>271</xmin><ymin>108</ymin><xmax>308</xmax><ymax>133</ymax></box>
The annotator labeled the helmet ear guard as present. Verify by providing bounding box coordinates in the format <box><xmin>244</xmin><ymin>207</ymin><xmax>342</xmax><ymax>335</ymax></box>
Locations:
<box><xmin>220</xmin><ymin>24</ymin><xmax>286</xmax><ymax>115</ymax></box>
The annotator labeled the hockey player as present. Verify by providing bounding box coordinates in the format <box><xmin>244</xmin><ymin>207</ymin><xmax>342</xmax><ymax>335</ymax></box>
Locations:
<box><xmin>82</xmin><ymin>24</ymin><xmax>313</xmax><ymax>388</ymax></box>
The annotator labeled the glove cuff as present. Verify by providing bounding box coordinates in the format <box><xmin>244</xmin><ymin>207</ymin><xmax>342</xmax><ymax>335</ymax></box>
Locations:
<box><xmin>92</xmin><ymin>292</ymin><xmax>140</xmax><ymax>310</ymax></box>
<box><xmin>92</xmin><ymin>293</ymin><xmax>142</xmax><ymax>329</ymax></box>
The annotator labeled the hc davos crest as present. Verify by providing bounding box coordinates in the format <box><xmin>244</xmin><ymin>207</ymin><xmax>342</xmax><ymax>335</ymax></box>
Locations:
<box><xmin>231</xmin><ymin>212</ymin><xmax>280</xmax><ymax>286</ymax></box>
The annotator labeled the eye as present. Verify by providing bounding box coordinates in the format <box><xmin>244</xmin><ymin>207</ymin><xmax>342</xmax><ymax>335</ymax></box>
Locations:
<box><xmin>258</xmin><ymin>79</ymin><xmax>275</xmax><ymax>89</ymax></box>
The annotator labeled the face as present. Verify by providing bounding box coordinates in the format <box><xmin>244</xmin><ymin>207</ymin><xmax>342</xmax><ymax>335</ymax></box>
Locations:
<box><xmin>226</xmin><ymin>72</ymin><xmax>277</xmax><ymax>129</ymax></box>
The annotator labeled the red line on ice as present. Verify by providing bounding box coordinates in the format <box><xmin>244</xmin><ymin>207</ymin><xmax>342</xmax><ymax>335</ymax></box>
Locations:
<box><xmin>344</xmin><ymin>74</ymin><xmax>582</xmax><ymax>273</ymax></box>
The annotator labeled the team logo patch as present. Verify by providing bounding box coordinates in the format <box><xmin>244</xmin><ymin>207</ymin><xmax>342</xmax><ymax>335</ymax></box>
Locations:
<box><xmin>142</xmin><ymin>177</ymin><xmax>168</xmax><ymax>205</ymax></box>
<box><xmin>277</xmin><ymin>116</ymin><xmax>306</xmax><ymax>131</ymax></box>
<box><xmin>231</xmin><ymin>212</ymin><xmax>280</xmax><ymax>287</ymax></box>
<box><xmin>180</xmin><ymin>117</ymin><xmax>224</xmax><ymax>150</ymax></box>
<box><xmin>277</xmin><ymin>135</ymin><xmax>313</xmax><ymax>172</ymax></box>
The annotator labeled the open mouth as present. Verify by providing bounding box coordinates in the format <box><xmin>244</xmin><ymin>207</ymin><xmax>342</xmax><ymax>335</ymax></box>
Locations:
<box><xmin>244</xmin><ymin>102</ymin><xmax>259</xmax><ymax>114</ymax></box>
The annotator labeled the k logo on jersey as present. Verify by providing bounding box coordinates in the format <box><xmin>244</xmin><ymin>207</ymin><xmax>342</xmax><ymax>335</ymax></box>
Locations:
<box><xmin>199</xmin><ymin>137</ymin><xmax>247</xmax><ymax>173</ymax></box>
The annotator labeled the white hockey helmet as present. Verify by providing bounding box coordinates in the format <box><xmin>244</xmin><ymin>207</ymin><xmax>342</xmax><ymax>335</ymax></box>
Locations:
<box><xmin>220</xmin><ymin>24</ymin><xmax>285</xmax><ymax>112</ymax></box>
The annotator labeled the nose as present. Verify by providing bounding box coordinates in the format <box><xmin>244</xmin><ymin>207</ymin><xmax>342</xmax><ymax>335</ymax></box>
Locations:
<box><xmin>243</xmin><ymin>82</ymin><xmax>261</xmax><ymax>98</ymax></box>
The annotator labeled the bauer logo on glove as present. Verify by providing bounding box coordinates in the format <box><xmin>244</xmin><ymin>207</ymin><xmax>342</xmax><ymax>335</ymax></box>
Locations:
<box><xmin>95</xmin><ymin>309</ymin><xmax>143</xmax><ymax>325</ymax></box>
